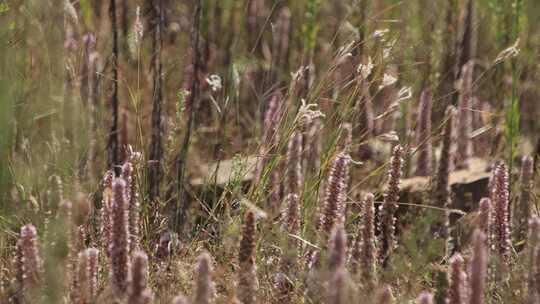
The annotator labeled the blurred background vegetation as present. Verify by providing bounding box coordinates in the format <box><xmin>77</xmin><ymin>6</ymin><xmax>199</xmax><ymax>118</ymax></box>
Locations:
<box><xmin>1</xmin><ymin>0</ymin><xmax>540</xmax><ymax>301</ymax></box>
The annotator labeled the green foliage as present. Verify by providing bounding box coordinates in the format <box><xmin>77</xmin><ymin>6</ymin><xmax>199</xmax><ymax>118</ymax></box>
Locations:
<box><xmin>302</xmin><ymin>0</ymin><xmax>321</xmax><ymax>55</ymax></box>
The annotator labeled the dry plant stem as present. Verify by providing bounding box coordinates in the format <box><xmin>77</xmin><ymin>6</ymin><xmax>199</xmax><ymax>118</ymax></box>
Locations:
<box><xmin>305</xmin><ymin>118</ymin><xmax>323</xmax><ymax>176</ymax></box>
<box><xmin>354</xmin><ymin>78</ymin><xmax>374</xmax><ymax>147</ymax></box>
<box><xmin>469</xmin><ymin>230</ymin><xmax>487</xmax><ymax>304</ymax></box>
<box><xmin>514</xmin><ymin>155</ymin><xmax>534</xmax><ymax>243</ymax></box>
<box><xmin>174</xmin><ymin>0</ymin><xmax>203</xmax><ymax>233</ymax></box>
<box><xmin>100</xmin><ymin>171</ymin><xmax>114</xmax><ymax>256</ymax></box>
<box><xmin>447</xmin><ymin>254</ymin><xmax>467</xmax><ymax>304</ymax></box>
<box><xmin>434</xmin><ymin>107</ymin><xmax>455</xmax><ymax>207</ymax></box>
<box><xmin>439</xmin><ymin>0</ymin><xmax>458</xmax><ymax>107</ymax></box>
<box><xmin>237</xmin><ymin>212</ymin><xmax>258</xmax><ymax>304</ymax></box>
<box><xmin>378</xmin><ymin>145</ymin><xmax>403</xmax><ymax>264</ymax></box>
<box><xmin>415</xmin><ymin>88</ymin><xmax>433</xmax><ymax>177</ymax></box>
<box><xmin>456</xmin><ymin>62</ymin><xmax>473</xmax><ymax>169</ymax></box>
<box><xmin>478</xmin><ymin>198</ymin><xmax>491</xmax><ymax>239</ymax></box>
<box><xmin>246</xmin><ymin>0</ymin><xmax>264</xmax><ymax>57</ymax></box>
<box><xmin>286</xmin><ymin>130</ymin><xmax>303</xmax><ymax>199</ymax></box>
<box><xmin>148</xmin><ymin>0</ymin><xmax>164</xmax><ymax>201</ymax></box>
<box><xmin>433</xmin><ymin>106</ymin><xmax>456</xmax><ymax>244</ymax></box>
<box><xmin>107</xmin><ymin>0</ymin><xmax>120</xmax><ymax>173</ymax></box>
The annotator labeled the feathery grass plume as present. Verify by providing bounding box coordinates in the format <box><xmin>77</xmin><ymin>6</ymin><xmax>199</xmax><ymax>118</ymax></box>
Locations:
<box><xmin>378</xmin><ymin>145</ymin><xmax>403</xmax><ymax>264</ymax></box>
<box><xmin>514</xmin><ymin>155</ymin><xmax>534</xmax><ymax>244</ymax></box>
<box><xmin>327</xmin><ymin>267</ymin><xmax>348</xmax><ymax>304</ymax></box>
<box><xmin>492</xmin><ymin>163</ymin><xmax>510</xmax><ymax>262</ymax></box>
<box><xmin>282</xmin><ymin>194</ymin><xmax>301</xmax><ymax>241</ymax></box>
<box><xmin>455</xmin><ymin>62</ymin><xmax>473</xmax><ymax>169</ymax></box>
<box><xmin>122</xmin><ymin>160</ymin><xmax>140</xmax><ymax>252</ymax></box>
<box><xmin>62</xmin><ymin>0</ymin><xmax>79</xmax><ymax>141</ymax></box>
<box><xmin>81</xmin><ymin>32</ymin><xmax>99</xmax><ymax>180</ymax></box>
<box><xmin>110</xmin><ymin>178</ymin><xmax>131</xmax><ymax>297</ymax></box>
<box><xmin>376</xmin><ymin>285</ymin><xmax>394</xmax><ymax>304</ymax></box>
<box><xmin>447</xmin><ymin>254</ymin><xmax>467</xmax><ymax>304</ymax></box>
<box><xmin>237</xmin><ymin>211</ymin><xmax>258</xmax><ymax>304</ymax></box>
<box><xmin>324</xmin><ymin>224</ymin><xmax>349</xmax><ymax>304</ymax></box>
<box><xmin>276</xmin><ymin>194</ymin><xmax>300</xmax><ymax>303</ymax></box>
<box><xmin>469</xmin><ymin>229</ymin><xmax>487</xmax><ymax>304</ymax></box>
<box><xmin>286</xmin><ymin>130</ymin><xmax>303</xmax><ymax>199</ymax></box>
<box><xmin>351</xmin><ymin>193</ymin><xmax>376</xmax><ymax>287</ymax></box>
<box><xmin>128</xmin><ymin>251</ymin><xmax>153</xmax><ymax>304</ymax></box>
<box><xmin>75</xmin><ymin>248</ymin><xmax>99</xmax><ymax>303</ymax></box>
<box><xmin>305</xmin><ymin>117</ymin><xmax>323</xmax><ymax>175</ymax></box>
<box><xmin>173</xmin><ymin>294</ymin><xmax>191</xmax><ymax>304</ymax></box>
<box><xmin>281</xmin><ymin>193</ymin><xmax>301</xmax><ymax>266</ymax></box>
<box><xmin>16</xmin><ymin>224</ymin><xmax>42</xmax><ymax>301</ymax></box>
<box><xmin>527</xmin><ymin>217</ymin><xmax>540</xmax><ymax>304</ymax></box>
<box><xmin>100</xmin><ymin>170</ymin><xmax>114</xmax><ymax>255</ymax></box>
<box><xmin>256</xmin><ymin>92</ymin><xmax>284</xmax><ymax>210</ymax></box>
<box><xmin>148</xmin><ymin>0</ymin><xmax>165</xmax><ymax>201</ymax></box>
<box><xmin>194</xmin><ymin>251</ymin><xmax>215</xmax><ymax>304</ymax></box>
<box><xmin>417</xmin><ymin>292</ymin><xmax>434</xmax><ymax>304</ymax></box>
<box><xmin>415</xmin><ymin>88</ymin><xmax>433</xmax><ymax>177</ymax></box>
<box><xmin>60</xmin><ymin>199</ymin><xmax>81</xmax><ymax>301</ymax></box>
<box><xmin>128</xmin><ymin>6</ymin><xmax>144</xmax><ymax>57</ymax></box>
<box><xmin>320</xmin><ymin>153</ymin><xmax>351</xmax><ymax>236</ymax></box>
<box><xmin>328</xmin><ymin>224</ymin><xmax>347</xmax><ymax>270</ymax></box>
<box><xmin>255</xmin><ymin>91</ymin><xmax>283</xmax><ymax>184</ymax></box>
<box><xmin>80</xmin><ymin>33</ymin><xmax>96</xmax><ymax>107</ymax></box>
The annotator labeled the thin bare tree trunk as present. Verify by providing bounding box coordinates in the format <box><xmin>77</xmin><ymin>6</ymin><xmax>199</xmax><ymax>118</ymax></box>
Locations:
<box><xmin>172</xmin><ymin>0</ymin><xmax>203</xmax><ymax>233</ymax></box>
<box><xmin>107</xmin><ymin>0</ymin><xmax>120</xmax><ymax>174</ymax></box>
<box><xmin>148</xmin><ymin>0</ymin><xmax>164</xmax><ymax>200</ymax></box>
